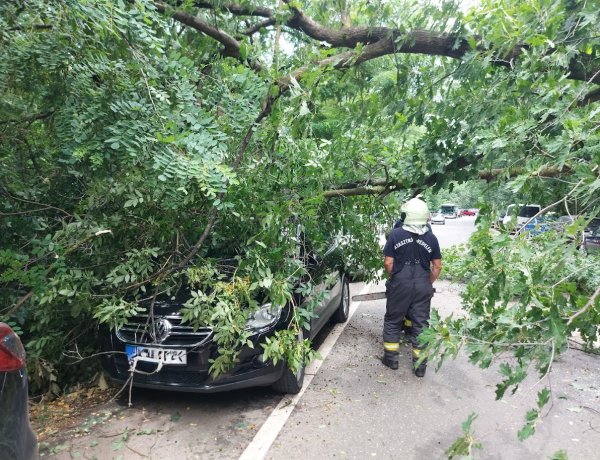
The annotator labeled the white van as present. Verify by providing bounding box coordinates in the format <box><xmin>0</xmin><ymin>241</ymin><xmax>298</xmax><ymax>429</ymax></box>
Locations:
<box><xmin>502</xmin><ymin>204</ymin><xmax>541</xmax><ymax>227</ymax></box>
<box><xmin>440</xmin><ymin>203</ymin><xmax>459</xmax><ymax>219</ymax></box>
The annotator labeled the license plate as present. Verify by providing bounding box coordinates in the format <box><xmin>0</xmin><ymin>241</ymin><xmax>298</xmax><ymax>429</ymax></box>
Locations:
<box><xmin>126</xmin><ymin>345</ymin><xmax>187</xmax><ymax>365</ymax></box>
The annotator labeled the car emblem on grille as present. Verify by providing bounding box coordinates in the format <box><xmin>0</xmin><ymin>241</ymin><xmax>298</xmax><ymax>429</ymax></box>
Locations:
<box><xmin>152</xmin><ymin>318</ymin><xmax>172</xmax><ymax>343</ymax></box>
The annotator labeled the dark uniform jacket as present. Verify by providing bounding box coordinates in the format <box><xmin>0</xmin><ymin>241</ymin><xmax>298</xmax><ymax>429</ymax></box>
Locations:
<box><xmin>383</xmin><ymin>227</ymin><xmax>441</xmax><ymax>276</ymax></box>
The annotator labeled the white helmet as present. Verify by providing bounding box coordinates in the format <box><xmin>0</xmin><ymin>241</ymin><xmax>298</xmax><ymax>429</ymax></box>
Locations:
<box><xmin>401</xmin><ymin>197</ymin><xmax>429</xmax><ymax>225</ymax></box>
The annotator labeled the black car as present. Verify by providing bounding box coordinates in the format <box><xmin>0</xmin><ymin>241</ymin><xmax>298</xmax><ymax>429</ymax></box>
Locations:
<box><xmin>584</xmin><ymin>226</ymin><xmax>600</xmax><ymax>254</ymax></box>
<box><xmin>101</xmin><ymin>240</ymin><xmax>350</xmax><ymax>394</ymax></box>
<box><xmin>0</xmin><ymin>322</ymin><xmax>38</xmax><ymax>460</ymax></box>
<box><xmin>584</xmin><ymin>218</ymin><xmax>600</xmax><ymax>239</ymax></box>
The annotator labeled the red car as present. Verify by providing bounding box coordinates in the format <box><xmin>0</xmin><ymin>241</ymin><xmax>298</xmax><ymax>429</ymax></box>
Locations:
<box><xmin>0</xmin><ymin>323</ymin><xmax>38</xmax><ymax>459</ymax></box>
<box><xmin>460</xmin><ymin>209</ymin><xmax>476</xmax><ymax>216</ymax></box>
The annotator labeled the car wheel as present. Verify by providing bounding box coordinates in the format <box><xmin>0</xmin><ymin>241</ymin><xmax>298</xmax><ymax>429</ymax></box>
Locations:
<box><xmin>332</xmin><ymin>275</ymin><xmax>350</xmax><ymax>323</ymax></box>
<box><xmin>272</xmin><ymin>330</ymin><xmax>305</xmax><ymax>394</ymax></box>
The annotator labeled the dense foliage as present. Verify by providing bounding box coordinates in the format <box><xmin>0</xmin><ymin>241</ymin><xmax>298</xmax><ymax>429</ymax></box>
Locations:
<box><xmin>1</xmin><ymin>3</ymin><xmax>598</xmax><ymax>447</ymax></box>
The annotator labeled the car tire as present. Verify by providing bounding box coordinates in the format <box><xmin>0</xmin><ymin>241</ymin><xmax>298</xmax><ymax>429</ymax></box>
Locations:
<box><xmin>272</xmin><ymin>330</ymin><xmax>305</xmax><ymax>394</ymax></box>
<box><xmin>332</xmin><ymin>275</ymin><xmax>350</xmax><ymax>323</ymax></box>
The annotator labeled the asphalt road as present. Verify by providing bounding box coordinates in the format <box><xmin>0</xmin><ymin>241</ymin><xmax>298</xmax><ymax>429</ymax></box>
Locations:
<box><xmin>430</xmin><ymin>215</ymin><xmax>476</xmax><ymax>247</ymax></box>
<box><xmin>267</xmin><ymin>279</ymin><xmax>600</xmax><ymax>460</ymax></box>
<box><xmin>47</xmin><ymin>216</ymin><xmax>600</xmax><ymax>459</ymax></box>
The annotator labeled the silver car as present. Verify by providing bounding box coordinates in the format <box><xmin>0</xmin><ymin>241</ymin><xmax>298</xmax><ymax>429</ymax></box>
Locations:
<box><xmin>430</xmin><ymin>212</ymin><xmax>446</xmax><ymax>225</ymax></box>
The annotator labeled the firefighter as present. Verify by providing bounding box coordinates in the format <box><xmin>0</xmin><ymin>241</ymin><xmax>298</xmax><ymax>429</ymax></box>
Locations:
<box><xmin>382</xmin><ymin>197</ymin><xmax>442</xmax><ymax>377</ymax></box>
<box><xmin>393</xmin><ymin>211</ymin><xmax>432</xmax><ymax>339</ymax></box>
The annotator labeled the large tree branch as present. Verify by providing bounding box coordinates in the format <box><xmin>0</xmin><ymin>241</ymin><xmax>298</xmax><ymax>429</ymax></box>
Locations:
<box><xmin>243</xmin><ymin>17</ymin><xmax>276</xmax><ymax>35</ymax></box>
<box><xmin>126</xmin><ymin>79</ymin><xmax>281</xmax><ymax>289</ymax></box>
<box><xmin>1</xmin><ymin>187</ymin><xmax>73</xmax><ymax>216</ymax></box>
<box><xmin>194</xmin><ymin>1</ymin><xmax>274</xmax><ymax>18</ymax></box>
<box><xmin>285</xmin><ymin>7</ymin><xmax>598</xmax><ymax>84</ymax></box>
<box><xmin>6</xmin><ymin>291</ymin><xmax>33</xmax><ymax>316</ymax></box>
<box><xmin>580</xmin><ymin>87</ymin><xmax>600</xmax><ymax>106</ymax></box>
<box><xmin>8</xmin><ymin>24</ymin><xmax>53</xmax><ymax>31</ymax></box>
<box><xmin>154</xmin><ymin>2</ymin><xmax>263</xmax><ymax>71</ymax></box>
<box><xmin>154</xmin><ymin>5</ymin><xmax>589</xmax><ymax>201</ymax></box>
<box><xmin>0</xmin><ymin>111</ymin><xmax>54</xmax><ymax>125</ymax></box>
<box><xmin>322</xmin><ymin>164</ymin><xmax>573</xmax><ymax>198</ymax></box>
<box><xmin>478</xmin><ymin>165</ymin><xmax>572</xmax><ymax>182</ymax></box>
<box><xmin>187</xmin><ymin>1</ymin><xmax>600</xmax><ymax>86</ymax></box>
<box><xmin>567</xmin><ymin>284</ymin><xmax>600</xmax><ymax>326</ymax></box>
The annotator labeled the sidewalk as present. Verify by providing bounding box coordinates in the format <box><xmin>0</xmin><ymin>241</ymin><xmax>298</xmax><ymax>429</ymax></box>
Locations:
<box><xmin>267</xmin><ymin>280</ymin><xmax>600</xmax><ymax>459</ymax></box>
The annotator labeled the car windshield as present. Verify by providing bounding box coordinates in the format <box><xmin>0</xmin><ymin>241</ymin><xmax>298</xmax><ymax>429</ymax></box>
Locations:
<box><xmin>519</xmin><ymin>206</ymin><xmax>539</xmax><ymax>218</ymax></box>
<box><xmin>587</xmin><ymin>218</ymin><xmax>600</xmax><ymax>229</ymax></box>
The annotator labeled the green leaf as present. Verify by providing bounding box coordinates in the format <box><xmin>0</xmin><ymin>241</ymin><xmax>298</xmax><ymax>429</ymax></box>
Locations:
<box><xmin>550</xmin><ymin>450</ymin><xmax>569</xmax><ymax>460</ymax></box>
<box><xmin>111</xmin><ymin>440</ymin><xmax>125</xmax><ymax>451</ymax></box>
<box><xmin>299</xmin><ymin>101</ymin><xmax>310</xmax><ymax>116</ymax></box>
<box><xmin>537</xmin><ymin>387</ymin><xmax>550</xmax><ymax>410</ymax></box>
<box><xmin>517</xmin><ymin>423</ymin><xmax>535</xmax><ymax>441</ymax></box>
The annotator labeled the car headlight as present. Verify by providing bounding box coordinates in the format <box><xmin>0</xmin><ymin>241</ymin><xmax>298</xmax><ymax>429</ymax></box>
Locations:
<box><xmin>246</xmin><ymin>303</ymin><xmax>283</xmax><ymax>331</ymax></box>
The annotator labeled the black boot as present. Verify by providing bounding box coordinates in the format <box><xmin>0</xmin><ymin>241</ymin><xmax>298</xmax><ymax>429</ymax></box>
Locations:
<box><xmin>413</xmin><ymin>358</ymin><xmax>427</xmax><ymax>377</ymax></box>
<box><xmin>382</xmin><ymin>350</ymin><xmax>399</xmax><ymax>370</ymax></box>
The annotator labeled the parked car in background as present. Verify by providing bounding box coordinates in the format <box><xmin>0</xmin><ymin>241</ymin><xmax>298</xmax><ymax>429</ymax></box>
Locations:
<box><xmin>440</xmin><ymin>203</ymin><xmax>459</xmax><ymax>219</ymax></box>
<box><xmin>460</xmin><ymin>209</ymin><xmax>476</xmax><ymax>216</ymax></box>
<box><xmin>502</xmin><ymin>204</ymin><xmax>541</xmax><ymax>227</ymax></box>
<box><xmin>430</xmin><ymin>212</ymin><xmax>446</xmax><ymax>225</ymax></box>
<box><xmin>584</xmin><ymin>218</ymin><xmax>600</xmax><ymax>239</ymax></box>
<box><xmin>521</xmin><ymin>216</ymin><xmax>555</xmax><ymax>237</ymax></box>
<box><xmin>0</xmin><ymin>323</ymin><xmax>38</xmax><ymax>460</ymax></box>
<box><xmin>495</xmin><ymin>204</ymin><xmax>540</xmax><ymax>231</ymax></box>
<box><xmin>552</xmin><ymin>215</ymin><xmax>585</xmax><ymax>247</ymax></box>
<box><xmin>584</xmin><ymin>226</ymin><xmax>600</xmax><ymax>254</ymax></box>
<box><xmin>101</xmin><ymin>237</ymin><xmax>350</xmax><ymax>395</ymax></box>
<box><xmin>556</xmin><ymin>215</ymin><xmax>576</xmax><ymax>228</ymax></box>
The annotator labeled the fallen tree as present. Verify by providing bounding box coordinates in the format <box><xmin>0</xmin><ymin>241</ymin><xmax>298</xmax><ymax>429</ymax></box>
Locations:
<box><xmin>1</xmin><ymin>2</ymin><xmax>599</xmax><ymax>448</ymax></box>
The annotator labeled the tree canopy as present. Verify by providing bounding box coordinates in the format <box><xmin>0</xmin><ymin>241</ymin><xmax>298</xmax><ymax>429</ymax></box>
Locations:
<box><xmin>1</xmin><ymin>1</ymin><xmax>599</xmax><ymax>441</ymax></box>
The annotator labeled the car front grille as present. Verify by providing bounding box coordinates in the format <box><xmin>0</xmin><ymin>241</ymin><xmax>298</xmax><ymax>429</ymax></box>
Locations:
<box><xmin>116</xmin><ymin>315</ymin><xmax>213</xmax><ymax>347</ymax></box>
